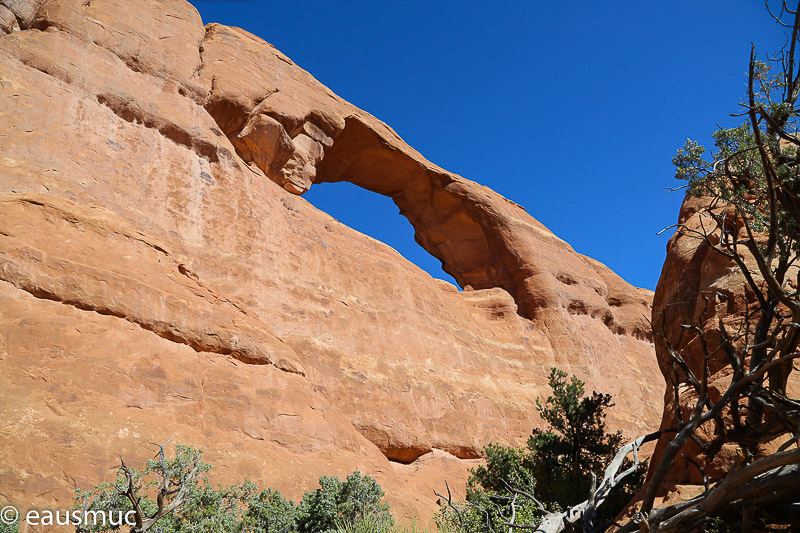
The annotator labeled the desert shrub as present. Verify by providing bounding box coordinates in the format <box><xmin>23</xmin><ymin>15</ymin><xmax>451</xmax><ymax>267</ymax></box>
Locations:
<box><xmin>69</xmin><ymin>444</ymin><xmax>392</xmax><ymax>533</ymax></box>
<box><xmin>438</xmin><ymin>368</ymin><xmax>644</xmax><ymax>531</ymax></box>
<box><xmin>242</xmin><ymin>488</ymin><xmax>297</xmax><ymax>532</ymax></box>
<box><xmin>296</xmin><ymin>471</ymin><xmax>393</xmax><ymax>533</ymax></box>
<box><xmin>74</xmin><ymin>445</ymin><xmax>254</xmax><ymax>532</ymax></box>
<box><xmin>525</xmin><ymin>368</ymin><xmax>644</xmax><ymax>521</ymax></box>
<box><xmin>0</xmin><ymin>516</ymin><xmax>20</xmax><ymax>533</ymax></box>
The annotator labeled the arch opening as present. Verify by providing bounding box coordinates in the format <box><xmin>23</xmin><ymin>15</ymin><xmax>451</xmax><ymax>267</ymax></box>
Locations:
<box><xmin>304</xmin><ymin>181</ymin><xmax>461</xmax><ymax>288</ymax></box>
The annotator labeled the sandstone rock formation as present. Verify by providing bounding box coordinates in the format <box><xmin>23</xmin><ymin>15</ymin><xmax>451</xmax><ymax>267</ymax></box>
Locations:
<box><xmin>0</xmin><ymin>0</ymin><xmax>662</xmax><ymax>522</ymax></box>
<box><xmin>646</xmin><ymin>195</ymin><xmax>800</xmax><ymax>504</ymax></box>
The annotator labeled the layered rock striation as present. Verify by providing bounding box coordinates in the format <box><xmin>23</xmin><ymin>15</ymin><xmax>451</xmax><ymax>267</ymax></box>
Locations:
<box><xmin>0</xmin><ymin>0</ymin><xmax>662</xmax><ymax>521</ymax></box>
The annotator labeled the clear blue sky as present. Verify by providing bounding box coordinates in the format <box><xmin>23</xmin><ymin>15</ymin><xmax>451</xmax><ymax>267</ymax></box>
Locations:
<box><xmin>194</xmin><ymin>1</ymin><xmax>782</xmax><ymax>290</ymax></box>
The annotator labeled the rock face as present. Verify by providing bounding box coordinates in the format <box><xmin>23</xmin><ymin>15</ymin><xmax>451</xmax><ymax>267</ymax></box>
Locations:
<box><xmin>0</xmin><ymin>0</ymin><xmax>662</xmax><ymax>522</ymax></box>
<box><xmin>647</xmin><ymin>196</ymin><xmax>800</xmax><ymax>498</ymax></box>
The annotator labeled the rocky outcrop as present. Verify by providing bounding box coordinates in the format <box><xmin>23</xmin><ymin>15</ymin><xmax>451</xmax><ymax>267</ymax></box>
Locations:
<box><xmin>0</xmin><ymin>0</ymin><xmax>40</xmax><ymax>33</ymax></box>
<box><xmin>646</xmin><ymin>195</ymin><xmax>800</xmax><ymax>500</ymax></box>
<box><xmin>0</xmin><ymin>0</ymin><xmax>662</xmax><ymax>522</ymax></box>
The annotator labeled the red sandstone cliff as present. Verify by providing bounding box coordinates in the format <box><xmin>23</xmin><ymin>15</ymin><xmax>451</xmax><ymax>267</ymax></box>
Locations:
<box><xmin>0</xmin><ymin>0</ymin><xmax>662</xmax><ymax>522</ymax></box>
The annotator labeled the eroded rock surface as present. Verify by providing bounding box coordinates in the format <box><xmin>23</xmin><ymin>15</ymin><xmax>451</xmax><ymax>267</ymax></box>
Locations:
<box><xmin>646</xmin><ymin>196</ymin><xmax>800</xmax><ymax>497</ymax></box>
<box><xmin>0</xmin><ymin>0</ymin><xmax>662</xmax><ymax>522</ymax></box>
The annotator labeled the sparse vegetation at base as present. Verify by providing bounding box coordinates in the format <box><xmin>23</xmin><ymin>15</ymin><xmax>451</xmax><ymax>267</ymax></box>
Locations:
<box><xmin>0</xmin><ymin>368</ymin><xmax>634</xmax><ymax>533</ymax></box>
<box><xmin>434</xmin><ymin>368</ymin><xmax>645</xmax><ymax>532</ymax></box>
<box><xmin>0</xmin><ymin>441</ymin><xmax>403</xmax><ymax>533</ymax></box>
<box><xmin>7</xmin><ymin>356</ymin><xmax>794</xmax><ymax>532</ymax></box>
<box><xmin>69</xmin><ymin>443</ymin><xmax>395</xmax><ymax>533</ymax></box>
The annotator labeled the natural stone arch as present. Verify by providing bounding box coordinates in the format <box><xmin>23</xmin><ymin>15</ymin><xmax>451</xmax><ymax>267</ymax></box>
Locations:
<box><xmin>315</xmin><ymin>115</ymin><xmax>514</xmax><ymax>296</ymax></box>
<box><xmin>200</xmin><ymin>22</ymin><xmax>654</xmax><ymax>337</ymax></box>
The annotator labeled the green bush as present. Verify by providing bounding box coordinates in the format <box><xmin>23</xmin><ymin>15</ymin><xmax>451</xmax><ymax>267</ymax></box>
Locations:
<box><xmin>74</xmin><ymin>445</ymin><xmax>254</xmax><ymax>532</ymax></box>
<box><xmin>526</xmin><ymin>368</ymin><xmax>642</xmax><ymax>521</ymax></box>
<box><xmin>69</xmin><ymin>445</ymin><xmax>391</xmax><ymax>533</ymax></box>
<box><xmin>243</xmin><ymin>488</ymin><xmax>297</xmax><ymax>532</ymax></box>
<box><xmin>296</xmin><ymin>471</ymin><xmax>393</xmax><ymax>533</ymax></box>
<box><xmin>438</xmin><ymin>368</ymin><xmax>644</xmax><ymax>531</ymax></box>
<box><xmin>0</xmin><ymin>516</ymin><xmax>20</xmax><ymax>533</ymax></box>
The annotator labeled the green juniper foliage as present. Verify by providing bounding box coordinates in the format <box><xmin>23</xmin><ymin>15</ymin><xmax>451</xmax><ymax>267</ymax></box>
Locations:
<box><xmin>295</xmin><ymin>472</ymin><xmax>393</xmax><ymax>533</ymax></box>
<box><xmin>242</xmin><ymin>488</ymin><xmax>297</xmax><ymax>533</ymax></box>
<box><xmin>672</xmin><ymin>57</ymin><xmax>800</xmax><ymax>246</ymax></box>
<box><xmin>526</xmin><ymin>368</ymin><xmax>638</xmax><ymax>517</ymax></box>
<box><xmin>74</xmin><ymin>445</ymin><xmax>255</xmax><ymax>532</ymax></box>
<box><xmin>436</xmin><ymin>368</ymin><xmax>643</xmax><ymax>532</ymax></box>
<box><xmin>0</xmin><ymin>516</ymin><xmax>20</xmax><ymax>533</ymax></box>
<box><xmin>68</xmin><ymin>445</ymin><xmax>391</xmax><ymax>533</ymax></box>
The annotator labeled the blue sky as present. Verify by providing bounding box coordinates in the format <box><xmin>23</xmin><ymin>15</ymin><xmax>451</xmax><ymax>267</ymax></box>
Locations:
<box><xmin>194</xmin><ymin>1</ymin><xmax>782</xmax><ymax>290</ymax></box>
